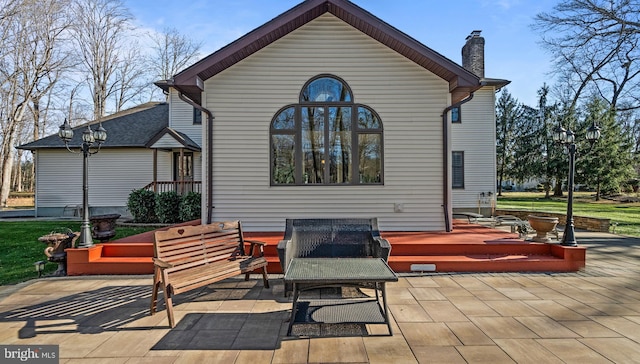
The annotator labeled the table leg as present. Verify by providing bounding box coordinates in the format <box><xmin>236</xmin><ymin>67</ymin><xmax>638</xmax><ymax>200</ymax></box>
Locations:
<box><xmin>381</xmin><ymin>282</ymin><xmax>393</xmax><ymax>335</ymax></box>
<box><xmin>287</xmin><ymin>282</ymin><xmax>299</xmax><ymax>335</ymax></box>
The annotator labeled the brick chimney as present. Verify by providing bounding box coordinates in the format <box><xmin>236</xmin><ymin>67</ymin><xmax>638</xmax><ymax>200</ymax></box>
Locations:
<box><xmin>462</xmin><ymin>30</ymin><xmax>484</xmax><ymax>78</ymax></box>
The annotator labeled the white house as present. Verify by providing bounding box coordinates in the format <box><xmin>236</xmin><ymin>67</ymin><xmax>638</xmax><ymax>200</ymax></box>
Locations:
<box><xmin>18</xmin><ymin>102</ymin><xmax>202</xmax><ymax>217</ymax></box>
<box><xmin>20</xmin><ymin>0</ymin><xmax>508</xmax><ymax>232</ymax></box>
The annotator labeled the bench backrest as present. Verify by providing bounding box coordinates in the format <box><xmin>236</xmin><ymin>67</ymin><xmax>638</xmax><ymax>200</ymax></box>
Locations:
<box><xmin>283</xmin><ymin>218</ymin><xmax>380</xmax><ymax>258</ymax></box>
<box><xmin>154</xmin><ymin>221</ymin><xmax>246</xmax><ymax>269</ymax></box>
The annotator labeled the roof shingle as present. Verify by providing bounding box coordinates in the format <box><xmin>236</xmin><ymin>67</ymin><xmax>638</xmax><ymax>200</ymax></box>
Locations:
<box><xmin>18</xmin><ymin>103</ymin><xmax>169</xmax><ymax>150</ymax></box>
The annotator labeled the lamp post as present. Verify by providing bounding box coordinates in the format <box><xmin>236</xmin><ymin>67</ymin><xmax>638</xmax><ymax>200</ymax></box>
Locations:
<box><xmin>552</xmin><ymin>121</ymin><xmax>601</xmax><ymax>246</ymax></box>
<box><xmin>58</xmin><ymin>119</ymin><xmax>107</xmax><ymax>248</ymax></box>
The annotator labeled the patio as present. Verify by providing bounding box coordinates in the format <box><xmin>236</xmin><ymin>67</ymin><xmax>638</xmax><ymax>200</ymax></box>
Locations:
<box><xmin>1</xmin><ymin>230</ymin><xmax>640</xmax><ymax>363</ymax></box>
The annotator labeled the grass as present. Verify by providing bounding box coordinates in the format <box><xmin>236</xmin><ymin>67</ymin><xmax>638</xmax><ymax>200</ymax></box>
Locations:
<box><xmin>497</xmin><ymin>191</ymin><xmax>640</xmax><ymax>237</ymax></box>
<box><xmin>0</xmin><ymin>221</ymin><xmax>156</xmax><ymax>286</ymax></box>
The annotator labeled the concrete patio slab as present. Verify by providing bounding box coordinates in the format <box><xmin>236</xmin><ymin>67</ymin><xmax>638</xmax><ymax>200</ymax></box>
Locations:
<box><xmin>1</xmin><ymin>230</ymin><xmax>640</xmax><ymax>363</ymax></box>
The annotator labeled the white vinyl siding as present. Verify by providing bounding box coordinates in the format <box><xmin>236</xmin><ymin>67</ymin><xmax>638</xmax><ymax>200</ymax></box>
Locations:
<box><xmin>34</xmin><ymin>148</ymin><xmax>161</xmax><ymax>216</ymax></box>
<box><xmin>169</xmin><ymin>90</ymin><xmax>203</xmax><ymax>147</ymax></box>
<box><xmin>451</xmin><ymin>87</ymin><xmax>497</xmax><ymax>210</ymax></box>
<box><xmin>202</xmin><ymin>14</ymin><xmax>449</xmax><ymax>231</ymax></box>
<box><xmin>151</xmin><ymin>134</ymin><xmax>188</xmax><ymax>149</ymax></box>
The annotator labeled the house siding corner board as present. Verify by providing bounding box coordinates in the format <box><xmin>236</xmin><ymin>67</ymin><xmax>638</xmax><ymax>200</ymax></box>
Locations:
<box><xmin>203</xmin><ymin>14</ymin><xmax>449</xmax><ymax>231</ymax></box>
<box><xmin>451</xmin><ymin>87</ymin><xmax>497</xmax><ymax>210</ymax></box>
<box><xmin>35</xmin><ymin>149</ymin><xmax>157</xmax><ymax>215</ymax></box>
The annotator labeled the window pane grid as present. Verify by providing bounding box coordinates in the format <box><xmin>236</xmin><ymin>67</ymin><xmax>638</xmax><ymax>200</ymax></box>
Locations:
<box><xmin>271</xmin><ymin>75</ymin><xmax>383</xmax><ymax>186</ymax></box>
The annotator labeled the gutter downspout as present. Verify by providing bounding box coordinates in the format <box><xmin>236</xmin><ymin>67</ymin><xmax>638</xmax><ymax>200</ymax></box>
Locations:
<box><xmin>441</xmin><ymin>92</ymin><xmax>474</xmax><ymax>232</ymax></box>
<box><xmin>174</xmin><ymin>89</ymin><xmax>215</xmax><ymax>224</ymax></box>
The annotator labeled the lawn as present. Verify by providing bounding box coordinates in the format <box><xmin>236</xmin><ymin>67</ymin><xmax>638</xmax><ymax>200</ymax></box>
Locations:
<box><xmin>497</xmin><ymin>192</ymin><xmax>640</xmax><ymax>237</ymax></box>
<box><xmin>0</xmin><ymin>221</ymin><xmax>156</xmax><ymax>286</ymax></box>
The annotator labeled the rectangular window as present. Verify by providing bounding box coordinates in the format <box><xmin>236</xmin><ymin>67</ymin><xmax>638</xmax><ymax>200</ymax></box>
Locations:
<box><xmin>452</xmin><ymin>151</ymin><xmax>464</xmax><ymax>189</ymax></box>
<box><xmin>301</xmin><ymin>107</ymin><xmax>325</xmax><ymax>184</ymax></box>
<box><xmin>271</xmin><ymin>135</ymin><xmax>296</xmax><ymax>184</ymax></box>
<box><xmin>193</xmin><ymin>107</ymin><xmax>202</xmax><ymax>124</ymax></box>
<box><xmin>451</xmin><ymin>106</ymin><xmax>461</xmax><ymax>123</ymax></box>
<box><xmin>328</xmin><ymin>107</ymin><xmax>352</xmax><ymax>183</ymax></box>
<box><xmin>358</xmin><ymin>134</ymin><xmax>382</xmax><ymax>183</ymax></box>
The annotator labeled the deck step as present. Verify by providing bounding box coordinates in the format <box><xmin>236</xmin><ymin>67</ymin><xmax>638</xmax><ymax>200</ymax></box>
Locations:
<box><xmin>65</xmin><ymin>225</ymin><xmax>585</xmax><ymax>276</ymax></box>
<box><xmin>388</xmin><ymin>254</ymin><xmax>573</xmax><ymax>273</ymax></box>
<box><xmin>69</xmin><ymin>253</ymin><xmax>568</xmax><ymax>275</ymax></box>
<box><xmin>68</xmin><ymin>256</ymin><xmax>154</xmax><ymax>275</ymax></box>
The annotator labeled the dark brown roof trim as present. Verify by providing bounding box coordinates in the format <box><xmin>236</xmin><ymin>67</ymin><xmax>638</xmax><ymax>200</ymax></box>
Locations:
<box><xmin>481</xmin><ymin>78</ymin><xmax>511</xmax><ymax>90</ymax></box>
<box><xmin>172</xmin><ymin>0</ymin><xmax>482</xmax><ymax>104</ymax></box>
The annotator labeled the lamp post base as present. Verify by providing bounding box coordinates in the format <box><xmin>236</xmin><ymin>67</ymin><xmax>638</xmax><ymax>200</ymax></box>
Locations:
<box><xmin>76</xmin><ymin>221</ymin><xmax>94</xmax><ymax>248</ymax></box>
<box><xmin>561</xmin><ymin>225</ymin><xmax>578</xmax><ymax>247</ymax></box>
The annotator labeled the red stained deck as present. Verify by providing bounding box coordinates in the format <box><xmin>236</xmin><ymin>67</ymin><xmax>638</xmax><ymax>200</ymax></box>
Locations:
<box><xmin>66</xmin><ymin>220</ymin><xmax>585</xmax><ymax>276</ymax></box>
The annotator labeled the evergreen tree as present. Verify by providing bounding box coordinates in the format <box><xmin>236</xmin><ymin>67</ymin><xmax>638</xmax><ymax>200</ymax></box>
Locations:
<box><xmin>510</xmin><ymin>85</ymin><xmax>561</xmax><ymax>197</ymax></box>
<box><xmin>576</xmin><ymin>97</ymin><xmax>637</xmax><ymax>200</ymax></box>
<box><xmin>495</xmin><ymin>89</ymin><xmax>520</xmax><ymax>195</ymax></box>
<box><xmin>510</xmin><ymin>105</ymin><xmax>540</xmax><ymax>186</ymax></box>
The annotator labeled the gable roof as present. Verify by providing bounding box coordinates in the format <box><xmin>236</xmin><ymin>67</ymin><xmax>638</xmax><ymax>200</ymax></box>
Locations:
<box><xmin>171</xmin><ymin>0</ymin><xmax>482</xmax><ymax>104</ymax></box>
<box><xmin>146</xmin><ymin>127</ymin><xmax>201</xmax><ymax>151</ymax></box>
<box><xmin>18</xmin><ymin>102</ymin><xmax>169</xmax><ymax>150</ymax></box>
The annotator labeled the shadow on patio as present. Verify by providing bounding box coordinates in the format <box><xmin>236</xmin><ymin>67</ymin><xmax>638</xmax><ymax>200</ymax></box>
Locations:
<box><xmin>1</xmin><ymin>281</ymin><xmax>289</xmax><ymax>350</ymax></box>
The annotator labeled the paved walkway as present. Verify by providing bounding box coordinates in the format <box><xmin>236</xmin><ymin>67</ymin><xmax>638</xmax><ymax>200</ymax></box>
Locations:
<box><xmin>1</xmin><ymin>230</ymin><xmax>640</xmax><ymax>363</ymax></box>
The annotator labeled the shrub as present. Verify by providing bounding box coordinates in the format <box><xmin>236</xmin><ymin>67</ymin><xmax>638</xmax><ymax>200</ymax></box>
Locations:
<box><xmin>179</xmin><ymin>192</ymin><xmax>201</xmax><ymax>222</ymax></box>
<box><xmin>127</xmin><ymin>189</ymin><xmax>157</xmax><ymax>223</ymax></box>
<box><xmin>155</xmin><ymin>191</ymin><xmax>182</xmax><ymax>224</ymax></box>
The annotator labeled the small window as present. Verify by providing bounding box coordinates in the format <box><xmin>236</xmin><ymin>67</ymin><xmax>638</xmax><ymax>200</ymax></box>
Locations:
<box><xmin>451</xmin><ymin>106</ymin><xmax>461</xmax><ymax>123</ymax></box>
<box><xmin>452</xmin><ymin>151</ymin><xmax>464</xmax><ymax>188</ymax></box>
<box><xmin>193</xmin><ymin>107</ymin><xmax>202</xmax><ymax>124</ymax></box>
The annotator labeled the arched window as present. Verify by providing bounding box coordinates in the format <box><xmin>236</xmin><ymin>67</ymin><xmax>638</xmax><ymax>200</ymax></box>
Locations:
<box><xmin>271</xmin><ymin>75</ymin><xmax>383</xmax><ymax>185</ymax></box>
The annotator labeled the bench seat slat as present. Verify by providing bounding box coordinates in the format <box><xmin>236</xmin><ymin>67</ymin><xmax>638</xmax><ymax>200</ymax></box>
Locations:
<box><xmin>170</xmin><ymin>257</ymin><xmax>267</xmax><ymax>295</ymax></box>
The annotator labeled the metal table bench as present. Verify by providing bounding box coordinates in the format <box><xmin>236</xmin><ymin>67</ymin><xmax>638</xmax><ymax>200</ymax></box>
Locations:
<box><xmin>284</xmin><ymin>257</ymin><xmax>398</xmax><ymax>336</ymax></box>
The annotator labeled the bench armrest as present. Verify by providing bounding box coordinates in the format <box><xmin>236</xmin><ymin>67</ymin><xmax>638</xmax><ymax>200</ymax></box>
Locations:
<box><xmin>277</xmin><ymin>239</ymin><xmax>292</xmax><ymax>273</ymax></box>
<box><xmin>372</xmin><ymin>237</ymin><xmax>392</xmax><ymax>261</ymax></box>
<box><xmin>153</xmin><ymin>258</ymin><xmax>173</xmax><ymax>269</ymax></box>
<box><xmin>245</xmin><ymin>239</ymin><xmax>266</xmax><ymax>257</ymax></box>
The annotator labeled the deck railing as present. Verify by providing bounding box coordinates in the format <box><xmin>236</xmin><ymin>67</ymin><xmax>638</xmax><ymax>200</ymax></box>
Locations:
<box><xmin>143</xmin><ymin>181</ymin><xmax>202</xmax><ymax>195</ymax></box>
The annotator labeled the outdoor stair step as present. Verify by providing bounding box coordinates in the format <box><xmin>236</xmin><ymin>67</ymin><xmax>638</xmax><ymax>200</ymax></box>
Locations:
<box><xmin>68</xmin><ymin>256</ymin><xmax>154</xmax><ymax>275</ymax></box>
<box><xmin>389</xmin><ymin>242</ymin><xmax>554</xmax><ymax>256</ymax></box>
<box><xmin>100</xmin><ymin>243</ymin><xmax>153</xmax><ymax>257</ymax></box>
<box><xmin>65</xmin><ymin>224</ymin><xmax>585</xmax><ymax>275</ymax></box>
<box><xmin>388</xmin><ymin>254</ymin><xmax>575</xmax><ymax>273</ymax></box>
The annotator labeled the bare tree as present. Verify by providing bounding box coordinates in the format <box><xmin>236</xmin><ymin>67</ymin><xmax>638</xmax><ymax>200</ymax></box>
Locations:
<box><xmin>148</xmin><ymin>27</ymin><xmax>202</xmax><ymax>81</ymax></box>
<box><xmin>112</xmin><ymin>42</ymin><xmax>149</xmax><ymax>112</ymax></box>
<box><xmin>0</xmin><ymin>0</ymin><xmax>71</xmax><ymax>207</ymax></box>
<box><xmin>533</xmin><ymin>0</ymin><xmax>640</xmax><ymax>112</ymax></box>
<box><xmin>70</xmin><ymin>0</ymin><xmax>133</xmax><ymax>119</ymax></box>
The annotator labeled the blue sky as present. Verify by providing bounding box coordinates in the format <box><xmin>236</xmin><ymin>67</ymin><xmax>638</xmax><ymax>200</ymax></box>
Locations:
<box><xmin>126</xmin><ymin>0</ymin><xmax>558</xmax><ymax>107</ymax></box>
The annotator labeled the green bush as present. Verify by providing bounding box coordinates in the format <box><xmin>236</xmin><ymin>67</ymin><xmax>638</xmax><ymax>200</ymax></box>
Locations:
<box><xmin>179</xmin><ymin>192</ymin><xmax>201</xmax><ymax>222</ymax></box>
<box><xmin>127</xmin><ymin>189</ymin><xmax>157</xmax><ymax>223</ymax></box>
<box><xmin>155</xmin><ymin>191</ymin><xmax>182</xmax><ymax>224</ymax></box>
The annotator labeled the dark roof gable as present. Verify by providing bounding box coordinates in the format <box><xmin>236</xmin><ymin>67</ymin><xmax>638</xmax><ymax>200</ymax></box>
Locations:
<box><xmin>171</xmin><ymin>0</ymin><xmax>481</xmax><ymax>104</ymax></box>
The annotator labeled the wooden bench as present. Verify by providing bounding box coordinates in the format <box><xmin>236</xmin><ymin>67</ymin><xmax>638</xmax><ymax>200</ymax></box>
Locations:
<box><xmin>150</xmin><ymin>221</ymin><xmax>269</xmax><ymax>328</ymax></box>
